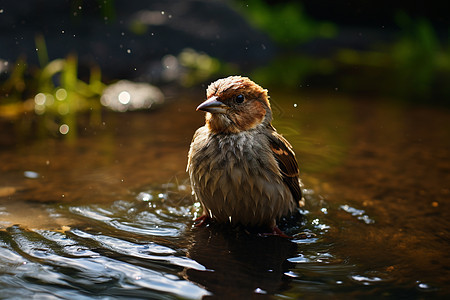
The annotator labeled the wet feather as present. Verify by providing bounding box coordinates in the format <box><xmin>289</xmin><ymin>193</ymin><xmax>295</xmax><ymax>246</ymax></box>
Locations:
<box><xmin>187</xmin><ymin>76</ymin><xmax>303</xmax><ymax>228</ymax></box>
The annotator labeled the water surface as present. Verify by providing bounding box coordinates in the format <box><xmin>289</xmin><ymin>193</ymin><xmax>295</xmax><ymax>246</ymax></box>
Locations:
<box><xmin>0</xmin><ymin>90</ymin><xmax>449</xmax><ymax>298</ymax></box>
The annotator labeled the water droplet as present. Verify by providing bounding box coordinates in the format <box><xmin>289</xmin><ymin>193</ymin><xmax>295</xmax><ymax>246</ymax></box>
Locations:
<box><xmin>418</xmin><ymin>283</ymin><xmax>429</xmax><ymax>289</ymax></box>
<box><xmin>137</xmin><ymin>192</ymin><xmax>153</xmax><ymax>202</ymax></box>
<box><xmin>284</xmin><ymin>271</ymin><xmax>299</xmax><ymax>278</ymax></box>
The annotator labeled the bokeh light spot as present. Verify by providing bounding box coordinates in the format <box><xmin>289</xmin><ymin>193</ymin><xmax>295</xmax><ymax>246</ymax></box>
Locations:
<box><xmin>59</xmin><ymin>124</ymin><xmax>70</xmax><ymax>135</ymax></box>
<box><xmin>55</xmin><ymin>88</ymin><xmax>67</xmax><ymax>101</ymax></box>
<box><xmin>118</xmin><ymin>91</ymin><xmax>131</xmax><ymax>104</ymax></box>
<box><xmin>34</xmin><ymin>93</ymin><xmax>46</xmax><ymax>105</ymax></box>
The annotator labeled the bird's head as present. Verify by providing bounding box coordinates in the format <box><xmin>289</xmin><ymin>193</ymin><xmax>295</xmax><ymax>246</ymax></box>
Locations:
<box><xmin>197</xmin><ymin>76</ymin><xmax>272</xmax><ymax>134</ymax></box>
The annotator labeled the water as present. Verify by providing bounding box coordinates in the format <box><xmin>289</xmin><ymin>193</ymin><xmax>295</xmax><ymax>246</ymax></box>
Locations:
<box><xmin>0</xmin><ymin>91</ymin><xmax>449</xmax><ymax>298</ymax></box>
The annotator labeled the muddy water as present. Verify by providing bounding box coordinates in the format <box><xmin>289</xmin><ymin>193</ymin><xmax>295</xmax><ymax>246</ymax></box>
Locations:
<box><xmin>0</xmin><ymin>90</ymin><xmax>449</xmax><ymax>298</ymax></box>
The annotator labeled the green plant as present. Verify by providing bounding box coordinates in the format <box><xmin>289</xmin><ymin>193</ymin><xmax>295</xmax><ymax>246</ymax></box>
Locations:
<box><xmin>334</xmin><ymin>13</ymin><xmax>450</xmax><ymax>103</ymax></box>
<box><xmin>33</xmin><ymin>53</ymin><xmax>104</xmax><ymax>139</ymax></box>
<box><xmin>250</xmin><ymin>55</ymin><xmax>334</xmax><ymax>89</ymax></box>
<box><xmin>391</xmin><ymin>12</ymin><xmax>450</xmax><ymax>101</ymax></box>
<box><xmin>0</xmin><ymin>57</ymin><xmax>27</xmax><ymax>104</ymax></box>
<box><xmin>236</xmin><ymin>0</ymin><xmax>336</xmax><ymax>47</ymax></box>
<box><xmin>177</xmin><ymin>48</ymin><xmax>238</xmax><ymax>87</ymax></box>
<box><xmin>0</xmin><ymin>35</ymin><xmax>105</xmax><ymax>139</ymax></box>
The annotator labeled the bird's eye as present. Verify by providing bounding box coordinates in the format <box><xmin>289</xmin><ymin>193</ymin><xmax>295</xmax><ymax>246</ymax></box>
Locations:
<box><xmin>235</xmin><ymin>94</ymin><xmax>245</xmax><ymax>104</ymax></box>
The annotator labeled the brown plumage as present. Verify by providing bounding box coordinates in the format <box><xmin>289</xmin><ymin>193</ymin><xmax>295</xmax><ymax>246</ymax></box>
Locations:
<box><xmin>187</xmin><ymin>76</ymin><xmax>303</xmax><ymax>232</ymax></box>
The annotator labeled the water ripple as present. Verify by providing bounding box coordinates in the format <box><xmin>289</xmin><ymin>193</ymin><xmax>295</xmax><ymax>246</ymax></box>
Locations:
<box><xmin>340</xmin><ymin>204</ymin><xmax>375</xmax><ymax>224</ymax></box>
<box><xmin>1</xmin><ymin>225</ymin><xmax>210</xmax><ymax>299</ymax></box>
<box><xmin>70</xmin><ymin>229</ymin><xmax>206</xmax><ymax>271</ymax></box>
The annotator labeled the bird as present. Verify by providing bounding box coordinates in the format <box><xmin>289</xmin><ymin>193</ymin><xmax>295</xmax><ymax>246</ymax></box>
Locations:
<box><xmin>187</xmin><ymin>76</ymin><xmax>303</xmax><ymax>235</ymax></box>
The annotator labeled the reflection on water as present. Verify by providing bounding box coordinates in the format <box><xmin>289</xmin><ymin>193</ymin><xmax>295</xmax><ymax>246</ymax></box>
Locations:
<box><xmin>0</xmin><ymin>91</ymin><xmax>449</xmax><ymax>298</ymax></box>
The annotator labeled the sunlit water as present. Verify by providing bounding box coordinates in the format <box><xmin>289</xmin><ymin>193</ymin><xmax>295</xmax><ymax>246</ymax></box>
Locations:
<box><xmin>0</xmin><ymin>90</ymin><xmax>449</xmax><ymax>298</ymax></box>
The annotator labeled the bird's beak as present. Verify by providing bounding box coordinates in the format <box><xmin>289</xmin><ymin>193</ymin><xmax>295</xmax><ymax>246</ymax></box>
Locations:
<box><xmin>196</xmin><ymin>96</ymin><xmax>229</xmax><ymax>114</ymax></box>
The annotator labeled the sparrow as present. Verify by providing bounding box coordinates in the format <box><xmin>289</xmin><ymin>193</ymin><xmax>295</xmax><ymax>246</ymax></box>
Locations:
<box><xmin>187</xmin><ymin>76</ymin><xmax>303</xmax><ymax>235</ymax></box>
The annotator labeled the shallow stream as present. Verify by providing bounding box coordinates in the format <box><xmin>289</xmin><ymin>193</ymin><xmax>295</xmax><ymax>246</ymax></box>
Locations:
<box><xmin>0</xmin><ymin>90</ymin><xmax>449</xmax><ymax>298</ymax></box>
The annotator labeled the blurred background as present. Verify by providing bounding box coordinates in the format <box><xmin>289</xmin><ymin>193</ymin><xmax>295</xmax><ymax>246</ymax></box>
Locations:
<box><xmin>0</xmin><ymin>1</ymin><xmax>450</xmax><ymax>298</ymax></box>
<box><xmin>0</xmin><ymin>0</ymin><xmax>449</xmax><ymax>141</ymax></box>
<box><xmin>0</xmin><ymin>0</ymin><xmax>450</xmax><ymax>299</ymax></box>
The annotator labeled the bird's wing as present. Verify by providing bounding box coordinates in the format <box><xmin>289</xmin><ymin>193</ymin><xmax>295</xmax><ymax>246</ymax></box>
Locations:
<box><xmin>268</xmin><ymin>130</ymin><xmax>302</xmax><ymax>205</ymax></box>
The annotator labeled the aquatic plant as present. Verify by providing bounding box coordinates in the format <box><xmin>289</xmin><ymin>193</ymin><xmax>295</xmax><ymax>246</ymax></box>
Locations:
<box><xmin>33</xmin><ymin>53</ymin><xmax>104</xmax><ymax>139</ymax></box>
<box><xmin>247</xmin><ymin>11</ymin><xmax>449</xmax><ymax>104</ymax></box>
<box><xmin>0</xmin><ymin>35</ymin><xmax>105</xmax><ymax>140</ymax></box>
<box><xmin>0</xmin><ymin>57</ymin><xmax>27</xmax><ymax>105</ymax></box>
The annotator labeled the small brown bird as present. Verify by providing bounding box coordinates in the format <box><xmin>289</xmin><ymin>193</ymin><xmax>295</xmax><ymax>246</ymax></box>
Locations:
<box><xmin>187</xmin><ymin>76</ymin><xmax>302</xmax><ymax>235</ymax></box>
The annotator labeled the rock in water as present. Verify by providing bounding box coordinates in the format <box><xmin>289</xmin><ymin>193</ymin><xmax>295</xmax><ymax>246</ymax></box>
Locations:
<box><xmin>100</xmin><ymin>80</ymin><xmax>164</xmax><ymax>112</ymax></box>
